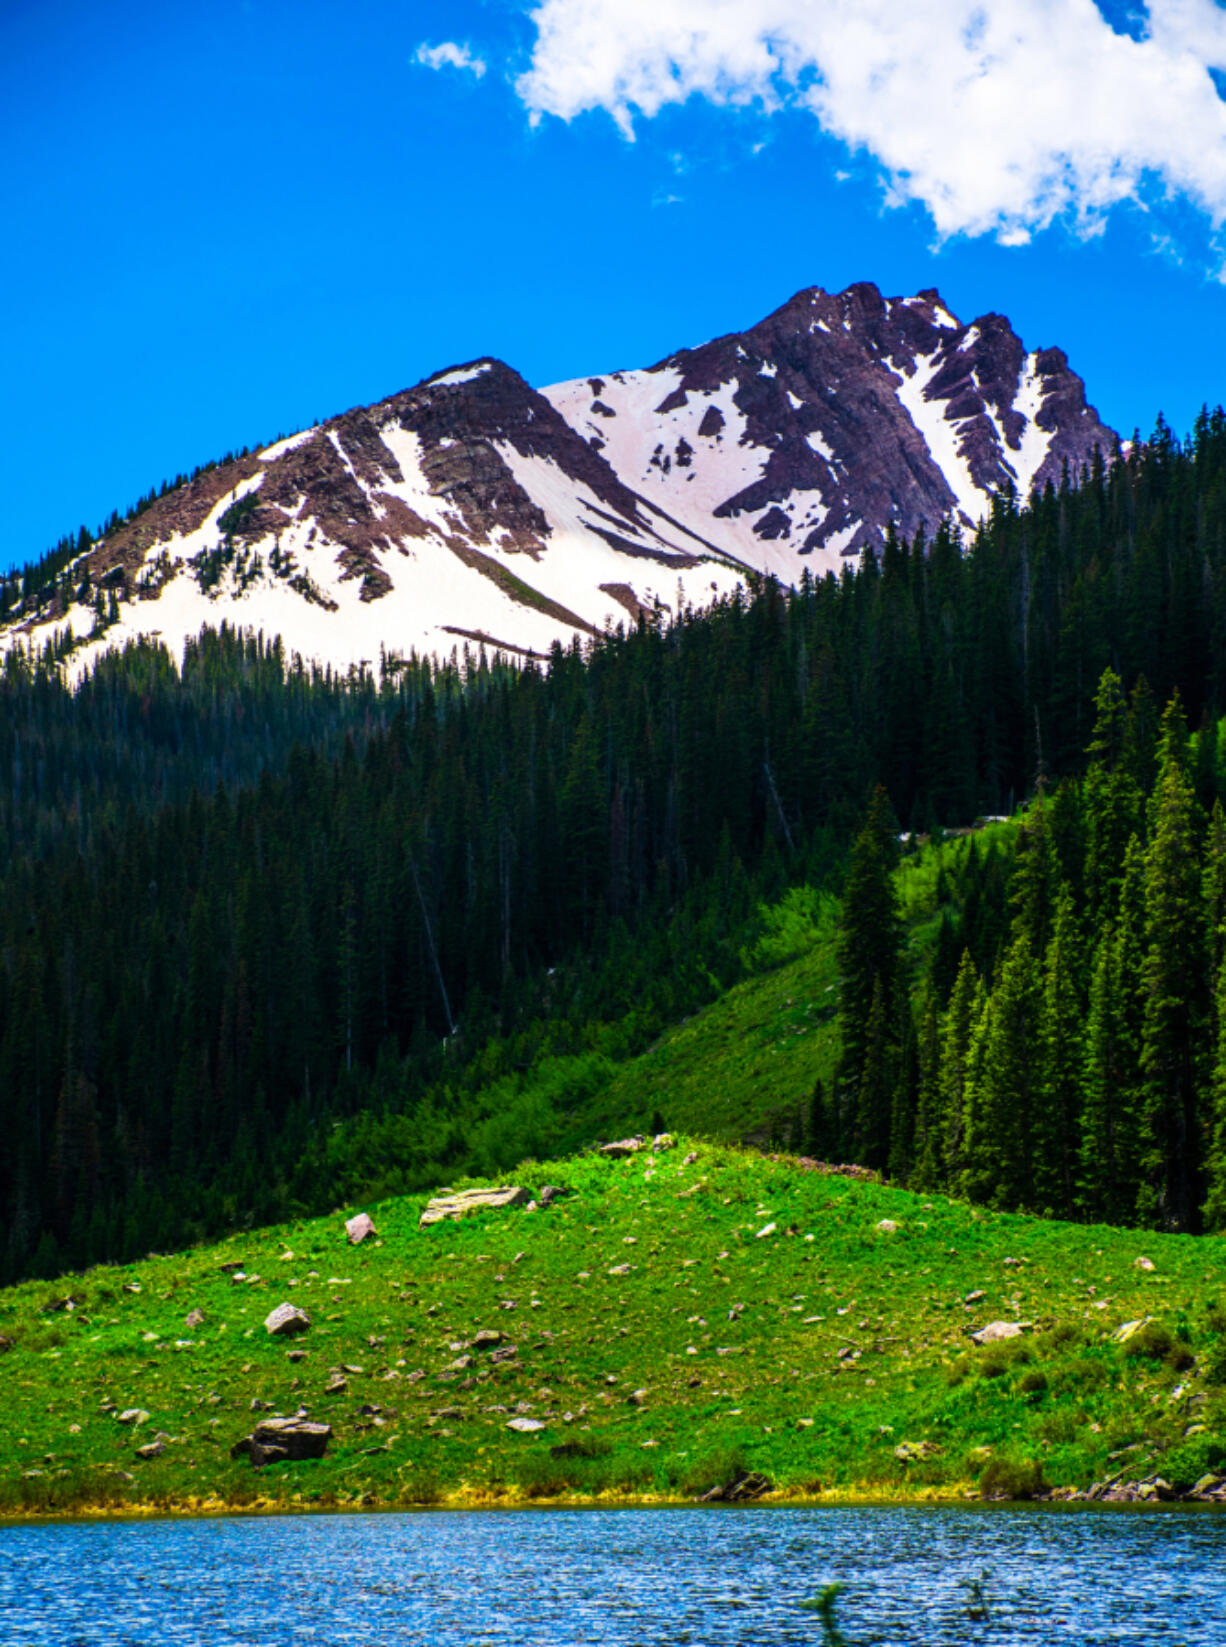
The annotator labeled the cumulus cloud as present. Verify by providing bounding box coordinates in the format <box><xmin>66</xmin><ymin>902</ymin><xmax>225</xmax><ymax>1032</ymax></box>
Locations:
<box><xmin>514</xmin><ymin>0</ymin><xmax>1226</xmax><ymax>243</ymax></box>
<box><xmin>415</xmin><ymin>40</ymin><xmax>487</xmax><ymax>78</ymax></box>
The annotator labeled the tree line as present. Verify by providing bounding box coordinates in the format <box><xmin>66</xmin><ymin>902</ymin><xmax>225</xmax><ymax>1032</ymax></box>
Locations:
<box><xmin>7</xmin><ymin>408</ymin><xmax>1226</xmax><ymax>1274</ymax></box>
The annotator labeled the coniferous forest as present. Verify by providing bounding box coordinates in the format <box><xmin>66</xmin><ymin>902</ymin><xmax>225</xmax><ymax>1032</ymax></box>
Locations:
<box><xmin>7</xmin><ymin>413</ymin><xmax>1226</xmax><ymax>1279</ymax></box>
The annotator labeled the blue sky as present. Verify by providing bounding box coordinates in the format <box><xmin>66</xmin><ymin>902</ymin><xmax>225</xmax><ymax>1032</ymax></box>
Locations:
<box><xmin>6</xmin><ymin>0</ymin><xmax>1226</xmax><ymax>568</ymax></box>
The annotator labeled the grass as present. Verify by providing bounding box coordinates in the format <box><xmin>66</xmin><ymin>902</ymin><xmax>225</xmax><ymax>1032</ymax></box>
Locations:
<box><xmin>1</xmin><ymin>1137</ymin><xmax>1222</xmax><ymax>1520</ymax></box>
<box><xmin>589</xmin><ymin>818</ymin><xmax>1018</xmax><ymax>1148</ymax></box>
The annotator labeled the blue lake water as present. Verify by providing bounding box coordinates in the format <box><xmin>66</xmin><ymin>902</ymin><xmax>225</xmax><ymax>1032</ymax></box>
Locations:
<box><xmin>2</xmin><ymin>1504</ymin><xmax>1224</xmax><ymax>1646</ymax></box>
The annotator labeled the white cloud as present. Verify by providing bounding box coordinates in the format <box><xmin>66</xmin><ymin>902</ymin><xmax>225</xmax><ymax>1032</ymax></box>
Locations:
<box><xmin>415</xmin><ymin>40</ymin><xmax>487</xmax><ymax>78</ymax></box>
<box><xmin>514</xmin><ymin>0</ymin><xmax>1226</xmax><ymax>243</ymax></box>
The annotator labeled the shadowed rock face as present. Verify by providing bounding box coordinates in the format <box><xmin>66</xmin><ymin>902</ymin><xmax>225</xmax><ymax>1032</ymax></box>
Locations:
<box><xmin>549</xmin><ymin>282</ymin><xmax>1115</xmax><ymax>568</ymax></box>
<box><xmin>6</xmin><ymin>283</ymin><xmax>1115</xmax><ymax>674</ymax></box>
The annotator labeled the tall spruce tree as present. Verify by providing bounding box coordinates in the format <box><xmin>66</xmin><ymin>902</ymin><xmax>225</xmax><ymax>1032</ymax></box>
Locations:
<box><xmin>835</xmin><ymin>787</ymin><xmax>904</xmax><ymax>1167</ymax></box>
<box><xmin>1138</xmin><ymin>696</ymin><xmax>1208</xmax><ymax>1230</ymax></box>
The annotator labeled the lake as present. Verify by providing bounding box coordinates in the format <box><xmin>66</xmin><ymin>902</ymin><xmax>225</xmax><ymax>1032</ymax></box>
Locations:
<box><xmin>2</xmin><ymin>1504</ymin><xmax>1223</xmax><ymax>1645</ymax></box>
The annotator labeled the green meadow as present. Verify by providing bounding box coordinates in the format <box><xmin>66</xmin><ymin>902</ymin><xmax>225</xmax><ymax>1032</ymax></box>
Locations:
<box><xmin>1</xmin><ymin>1137</ymin><xmax>1222</xmax><ymax>1520</ymax></box>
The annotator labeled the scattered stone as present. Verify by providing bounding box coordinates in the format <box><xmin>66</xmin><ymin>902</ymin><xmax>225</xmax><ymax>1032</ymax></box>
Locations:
<box><xmin>971</xmin><ymin>1321</ymin><xmax>1026</xmax><ymax>1346</ymax></box>
<box><xmin>0</xmin><ymin>1335</ymin><xmax>13</xmax><ymax>1353</ymax></box>
<box><xmin>219</xmin><ymin>1261</ymin><xmax>244</xmax><ymax>1274</ymax></box>
<box><xmin>232</xmin><ymin>1418</ymin><xmax>332</xmax><ymax>1467</ymax></box>
<box><xmin>419</xmin><ymin>1186</ymin><xmax>531</xmax><ymax>1227</ymax></box>
<box><xmin>264</xmin><ymin>1303</ymin><xmax>311</xmax><ymax>1338</ymax></box>
<box><xmin>894</xmin><ymin>1440</ymin><xmax>942</xmax><ymax>1463</ymax></box>
<box><xmin>683</xmin><ymin>1151</ymin><xmax>699</xmax><ymax>1166</ymax></box>
<box><xmin>698</xmin><ymin>1471</ymin><xmax>771</xmax><ymax>1503</ymax></box>
<box><xmin>185</xmin><ymin>1308</ymin><xmax>205</xmax><ymax>1330</ymax></box>
<box><xmin>122</xmin><ymin>1282</ymin><xmax>141</xmax><ymax>1294</ymax></box>
<box><xmin>448</xmin><ymin>1355</ymin><xmax>474</xmax><ymax>1371</ymax></box>
<box><xmin>964</xmin><ymin>1290</ymin><xmax>986</xmax><ymax>1305</ymax></box>
<box><xmin>1134</xmin><ymin>1256</ymin><xmax>1156</xmax><ymax>1272</ymax></box>
<box><xmin>652</xmin><ymin>1133</ymin><xmax>676</xmax><ymax>1153</ymax></box>
<box><xmin>134</xmin><ymin>1439</ymin><xmax>165</xmax><ymax>1461</ymax></box>
<box><xmin>489</xmin><ymin>1346</ymin><xmax>518</xmax><ymax>1364</ymax></box>
<box><xmin>472</xmin><ymin>1329</ymin><xmax>504</xmax><ymax>1349</ymax></box>
<box><xmin>507</xmin><ymin>1417</ymin><xmax>546</xmax><ymax>1433</ymax></box>
<box><xmin>287</xmin><ymin>1348</ymin><xmax>307</xmax><ymax>1363</ymax></box>
<box><xmin>599</xmin><ymin>1136</ymin><xmax>646</xmax><ymax>1159</ymax></box>
<box><xmin>627</xmin><ymin>1389</ymin><xmax>648</xmax><ymax>1407</ymax></box>
<box><xmin>875</xmin><ymin>1219</ymin><xmax>900</xmax><ymax>1235</ymax></box>
<box><xmin>539</xmin><ymin>1185</ymin><xmax>571</xmax><ymax>1207</ymax></box>
<box><xmin>117</xmin><ymin>1409</ymin><xmax>150</xmax><ymax>1427</ymax></box>
<box><xmin>325</xmin><ymin>1376</ymin><xmax>348</xmax><ymax>1395</ymax></box>
<box><xmin>345</xmin><ymin>1212</ymin><xmax>377</xmax><ymax>1245</ymax></box>
<box><xmin>756</xmin><ymin>1223</ymin><xmax>777</xmax><ymax>1239</ymax></box>
<box><xmin>1112</xmin><ymin>1317</ymin><xmax>1153</xmax><ymax>1345</ymax></box>
<box><xmin>250</xmin><ymin>1398</ymin><xmax>273</xmax><ymax>1413</ymax></box>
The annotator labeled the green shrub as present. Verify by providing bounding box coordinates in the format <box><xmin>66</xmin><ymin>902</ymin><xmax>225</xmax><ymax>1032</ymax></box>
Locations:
<box><xmin>1158</xmin><ymin>1436</ymin><xmax>1226</xmax><ymax>1493</ymax></box>
<box><xmin>1123</xmin><ymin>1321</ymin><xmax>1175</xmax><ymax>1361</ymax></box>
<box><xmin>1036</xmin><ymin>1409</ymin><xmax>1078</xmax><ymax>1444</ymax></box>
<box><xmin>978</xmin><ymin>1456</ymin><xmax>1048</xmax><ymax>1500</ymax></box>
<box><xmin>679</xmin><ymin>1442</ymin><xmax>750</xmax><ymax>1496</ymax></box>
<box><xmin>1018</xmin><ymin>1369</ymin><xmax>1048</xmax><ymax>1397</ymax></box>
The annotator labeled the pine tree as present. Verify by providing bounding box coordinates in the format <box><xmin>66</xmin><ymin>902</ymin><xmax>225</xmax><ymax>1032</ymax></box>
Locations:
<box><xmin>1201</xmin><ymin>962</ymin><xmax>1226</xmax><ymax>1231</ymax></box>
<box><xmin>1138</xmin><ymin>696</ymin><xmax>1208</xmax><ymax>1230</ymax></box>
<box><xmin>934</xmin><ymin>950</ymin><xmax>981</xmax><ymax>1190</ymax></box>
<box><xmin>1036</xmin><ymin>887</ymin><xmax>1084</xmax><ymax>1217</ymax></box>
<box><xmin>835</xmin><ymin>787</ymin><xmax>904</xmax><ymax>1165</ymax></box>
<box><xmin>961</xmin><ymin>934</ymin><xmax>1042</xmax><ymax>1209</ymax></box>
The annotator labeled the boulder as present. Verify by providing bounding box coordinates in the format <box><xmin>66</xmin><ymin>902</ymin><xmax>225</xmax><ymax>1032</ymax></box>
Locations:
<box><xmin>971</xmin><ymin>1321</ymin><xmax>1025</xmax><ymax>1346</ymax></box>
<box><xmin>265</xmin><ymin>1302</ymin><xmax>311</xmax><ymax>1337</ymax></box>
<box><xmin>117</xmin><ymin>1409</ymin><xmax>150</xmax><ymax>1426</ymax></box>
<box><xmin>345</xmin><ymin>1212</ymin><xmax>377</xmax><ymax>1245</ymax></box>
<box><xmin>875</xmin><ymin>1219</ymin><xmax>900</xmax><ymax>1234</ymax></box>
<box><xmin>1134</xmin><ymin>1255</ymin><xmax>1156</xmax><ymax>1272</ymax></box>
<box><xmin>540</xmin><ymin>1185</ymin><xmax>571</xmax><ymax>1207</ymax></box>
<box><xmin>699</xmin><ymin>1471</ymin><xmax>771</xmax><ymax>1503</ymax></box>
<box><xmin>232</xmin><ymin>1417</ymin><xmax>332</xmax><ymax>1467</ymax></box>
<box><xmin>598</xmin><ymin>1137</ymin><xmax>646</xmax><ymax>1159</ymax></box>
<box><xmin>682</xmin><ymin>1151</ymin><xmax>699</xmax><ymax>1166</ymax></box>
<box><xmin>1112</xmin><ymin>1317</ymin><xmax>1152</xmax><ymax>1345</ymax></box>
<box><xmin>489</xmin><ymin>1345</ymin><xmax>518</xmax><ymax>1364</ymax></box>
<box><xmin>652</xmin><ymin>1133</ymin><xmax>676</xmax><ymax>1153</ymax></box>
<box><xmin>894</xmin><ymin>1440</ymin><xmax>941</xmax><ymax>1463</ymax></box>
<box><xmin>472</xmin><ymin>1329</ymin><xmax>504</xmax><ymax>1349</ymax></box>
<box><xmin>135</xmin><ymin>1439</ymin><xmax>165</xmax><ymax>1461</ymax></box>
<box><xmin>185</xmin><ymin>1308</ymin><xmax>205</xmax><ymax>1330</ymax></box>
<box><xmin>419</xmin><ymin>1186</ymin><xmax>531</xmax><ymax>1228</ymax></box>
<box><xmin>506</xmin><ymin>1417</ymin><xmax>546</xmax><ymax>1433</ymax></box>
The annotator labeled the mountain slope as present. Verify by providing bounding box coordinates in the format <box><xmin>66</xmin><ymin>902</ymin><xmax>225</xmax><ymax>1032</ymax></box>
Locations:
<box><xmin>2</xmin><ymin>283</ymin><xmax>1114</xmax><ymax>677</ymax></box>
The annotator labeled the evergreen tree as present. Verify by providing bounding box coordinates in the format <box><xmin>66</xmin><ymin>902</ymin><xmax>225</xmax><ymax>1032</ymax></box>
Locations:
<box><xmin>835</xmin><ymin>787</ymin><xmax>904</xmax><ymax>1166</ymax></box>
<box><xmin>961</xmin><ymin>934</ymin><xmax>1042</xmax><ymax>1210</ymax></box>
<box><xmin>1036</xmin><ymin>887</ymin><xmax>1084</xmax><ymax>1218</ymax></box>
<box><xmin>1138</xmin><ymin>696</ymin><xmax>1208</xmax><ymax>1230</ymax></box>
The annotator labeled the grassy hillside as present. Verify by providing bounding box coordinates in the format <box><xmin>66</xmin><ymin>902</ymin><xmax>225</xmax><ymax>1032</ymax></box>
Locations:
<box><xmin>586</xmin><ymin>818</ymin><xmax>1016</xmax><ymax>1148</ymax></box>
<box><xmin>2</xmin><ymin>1135</ymin><xmax>1222</xmax><ymax>1520</ymax></box>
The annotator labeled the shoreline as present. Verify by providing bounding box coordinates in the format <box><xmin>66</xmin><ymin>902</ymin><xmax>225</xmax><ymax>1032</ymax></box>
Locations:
<box><xmin>4</xmin><ymin>1481</ymin><xmax>1223</xmax><ymax>1527</ymax></box>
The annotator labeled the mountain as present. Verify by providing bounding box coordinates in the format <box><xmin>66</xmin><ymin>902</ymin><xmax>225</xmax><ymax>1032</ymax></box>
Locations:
<box><xmin>2</xmin><ymin>282</ymin><xmax>1115</xmax><ymax>676</ymax></box>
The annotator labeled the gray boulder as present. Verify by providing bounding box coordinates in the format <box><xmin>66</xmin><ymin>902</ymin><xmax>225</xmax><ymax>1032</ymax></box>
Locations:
<box><xmin>265</xmin><ymin>1302</ymin><xmax>311</xmax><ymax>1337</ymax></box>
<box><xmin>232</xmin><ymin>1417</ymin><xmax>332</xmax><ymax>1467</ymax></box>
<box><xmin>345</xmin><ymin>1212</ymin><xmax>377</xmax><ymax>1245</ymax></box>
<box><xmin>419</xmin><ymin>1186</ymin><xmax>531</xmax><ymax>1227</ymax></box>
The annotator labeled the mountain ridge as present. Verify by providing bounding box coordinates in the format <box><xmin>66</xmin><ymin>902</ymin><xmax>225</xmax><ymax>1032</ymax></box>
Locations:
<box><xmin>1</xmin><ymin>281</ymin><xmax>1115</xmax><ymax>676</ymax></box>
